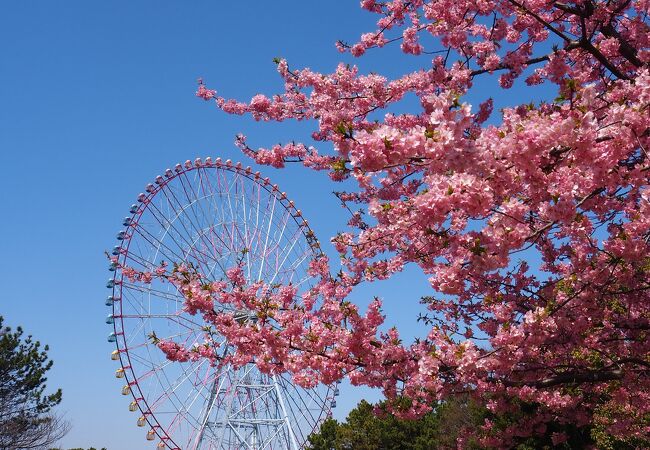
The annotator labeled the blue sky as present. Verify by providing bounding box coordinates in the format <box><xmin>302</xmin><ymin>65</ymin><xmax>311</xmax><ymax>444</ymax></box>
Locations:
<box><xmin>0</xmin><ymin>2</ymin><xmax>556</xmax><ymax>448</ymax></box>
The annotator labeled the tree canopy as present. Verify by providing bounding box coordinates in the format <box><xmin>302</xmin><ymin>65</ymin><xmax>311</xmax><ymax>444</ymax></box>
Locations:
<box><xmin>307</xmin><ymin>398</ymin><xmax>485</xmax><ymax>450</ymax></box>
<box><xmin>117</xmin><ymin>0</ymin><xmax>649</xmax><ymax>445</ymax></box>
<box><xmin>0</xmin><ymin>316</ymin><xmax>68</xmax><ymax>449</ymax></box>
<box><xmin>307</xmin><ymin>396</ymin><xmax>648</xmax><ymax>449</ymax></box>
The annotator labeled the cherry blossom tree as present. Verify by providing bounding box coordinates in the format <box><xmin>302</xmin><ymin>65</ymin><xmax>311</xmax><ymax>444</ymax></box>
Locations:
<box><xmin>145</xmin><ymin>0</ymin><xmax>649</xmax><ymax>445</ymax></box>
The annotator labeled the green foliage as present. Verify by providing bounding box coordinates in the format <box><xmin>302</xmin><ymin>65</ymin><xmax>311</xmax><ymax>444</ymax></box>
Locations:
<box><xmin>306</xmin><ymin>397</ymin><xmax>485</xmax><ymax>450</ymax></box>
<box><xmin>589</xmin><ymin>401</ymin><xmax>650</xmax><ymax>450</ymax></box>
<box><xmin>307</xmin><ymin>395</ymin><xmax>648</xmax><ymax>449</ymax></box>
<box><xmin>307</xmin><ymin>417</ymin><xmax>338</xmax><ymax>450</ymax></box>
<box><xmin>484</xmin><ymin>395</ymin><xmax>649</xmax><ymax>449</ymax></box>
<box><xmin>0</xmin><ymin>315</ymin><xmax>66</xmax><ymax>449</ymax></box>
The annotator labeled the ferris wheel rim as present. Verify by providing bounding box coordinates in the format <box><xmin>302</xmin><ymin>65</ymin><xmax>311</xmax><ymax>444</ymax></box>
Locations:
<box><xmin>107</xmin><ymin>157</ymin><xmax>334</xmax><ymax>449</ymax></box>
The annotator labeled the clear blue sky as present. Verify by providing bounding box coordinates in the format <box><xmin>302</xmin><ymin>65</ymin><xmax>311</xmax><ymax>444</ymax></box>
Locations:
<box><xmin>0</xmin><ymin>2</ymin><xmax>554</xmax><ymax>448</ymax></box>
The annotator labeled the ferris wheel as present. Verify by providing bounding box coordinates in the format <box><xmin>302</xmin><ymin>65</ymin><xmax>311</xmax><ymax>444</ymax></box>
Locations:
<box><xmin>105</xmin><ymin>158</ymin><xmax>338</xmax><ymax>449</ymax></box>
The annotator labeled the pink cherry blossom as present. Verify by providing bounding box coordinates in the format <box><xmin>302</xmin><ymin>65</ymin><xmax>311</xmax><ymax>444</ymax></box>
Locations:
<box><xmin>171</xmin><ymin>0</ymin><xmax>650</xmax><ymax>445</ymax></box>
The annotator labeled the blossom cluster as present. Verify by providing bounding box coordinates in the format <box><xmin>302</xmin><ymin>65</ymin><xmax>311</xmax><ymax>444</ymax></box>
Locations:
<box><xmin>187</xmin><ymin>0</ymin><xmax>649</xmax><ymax>445</ymax></box>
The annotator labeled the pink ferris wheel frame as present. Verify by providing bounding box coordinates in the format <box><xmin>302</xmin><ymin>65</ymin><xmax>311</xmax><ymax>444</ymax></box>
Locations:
<box><xmin>106</xmin><ymin>157</ymin><xmax>337</xmax><ymax>449</ymax></box>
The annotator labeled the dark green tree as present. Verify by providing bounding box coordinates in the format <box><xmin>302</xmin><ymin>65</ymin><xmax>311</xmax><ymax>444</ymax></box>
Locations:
<box><xmin>308</xmin><ymin>395</ymin><xmax>649</xmax><ymax>449</ymax></box>
<box><xmin>306</xmin><ymin>416</ymin><xmax>338</xmax><ymax>450</ymax></box>
<box><xmin>307</xmin><ymin>397</ymin><xmax>485</xmax><ymax>450</ymax></box>
<box><xmin>0</xmin><ymin>316</ymin><xmax>68</xmax><ymax>449</ymax></box>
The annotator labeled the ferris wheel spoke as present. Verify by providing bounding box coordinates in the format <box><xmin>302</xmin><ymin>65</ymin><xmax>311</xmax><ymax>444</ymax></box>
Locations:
<box><xmin>138</xmin><ymin>348</ymin><xmax>227</xmax><ymax>414</ymax></box>
<box><xmin>177</xmin><ymin>170</ymin><xmax>234</xmax><ymax>263</ymax></box>
<box><xmin>146</xmin><ymin>195</ymin><xmax>221</xmax><ymax>270</ymax></box>
<box><xmin>130</xmin><ymin>222</ymin><xmax>192</xmax><ymax>268</ymax></box>
<box><xmin>160</xmin><ymin>400</ymin><xmax>197</xmax><ymax>438</ymax></box>
<box><xmin>151</xmin><ymin>327</ymin><xmax>203</xmax><ymax>347</ymax></box>
<box><xmin>283</xmin><ymin>373</ymin><xmax>328</xmax><ymax>411</ymax></box>
<box><xmin>155</xmin><ymin>182</ymin><xmax>206</xmax><ymax>243</ymax></box>
<box><xmin>130</xmin><ymin>218</ymin><xmax>192</xmax><ymax>266</ymax></box>
<box><xmin>229</xmin><ymin>175</ymin><xmax>255</xmax><ymax>256</ymax></box>
<box><xmin>152</xmin><ymin>182</ymin><xmax>227</xmax><ymax>280</ymax></box>
<box><xmin>121</xmin><ymin>330</ymin><xmax>198</xmax><ymax>362</ymax></box>
<box><xmin>119</xmin><ymin>315</ymin><xmax>150</xmax><ymax>349</ymax></box>
<box><xmin>266</xmin><ymin>228</ymin><xmax>310</xmax><ymax>285</ymax></box>
<box><xmin>223</xmin><ymin>175</ymin><xmax>241</xmax><ymax>243</ymax></box>
<box><xmin>122</xmin><ymin>324</ymin><xmax>195</xmax><ymax>354</ymax></box>
<box><xmin>196</xmin><ymin>167</ymin><xmax>232</xmax><ymax>235</ymax></box>
<box><xmin>275</xmin><ymin>256</ymin><xmax>313</xmax><ymax>289</ymax></box>
<box><xmin>119</xmin><ymin>289</ymin><xmax>185</xmax><ymax>329</ymax></box>
<box><xmin>225</xmin><ymin>172</ymin><xmax>255</xmax><ymax>278</ymax></box>
<box><xmin>270</xmin><ymin>205</ymin><xmax>293</xmax><ymax>254</ymax></box>
<box><xmin>130</xmin><ymin>355</ymin><xmax>176</xmax><ymax>380</ymax></box>
<box><xmin>120</xmin><ymin>247</ymin><xmax>160</xmax><ymax>272</ymax></box>
<box><xmin>248</xmin><ymin>189</ymin><xmax>275</xmax><ymax>275</ymax></box>
<box><xmin>208</xmin><ymin>170</ymin><xmax>237</xmax><ymax>257</ymax></box>
<box><xmin>256</xmin><ymin>196</ymin><xmax>278</xmax><ymax>282</ymax></box>
<box><xmin>179</xmin><ymin>169</ymin><xmax>216</xmax><ymax>235</ymax></box>
<box><xmin>239</xmin><ymin>176</ymin><xmax>255</xmax><ymax>277</ymax></box>
<box><xmin>292</xmin><ymin>390</ymin><xmax>324</xmax><ymax>430</ymax></box>
<box><xmin>184</xmin><ymin>363</ymin><xmax>218</xmax><ymax>415</ymax></box>
<box><xmin>146</xmin><ymin>197</ymin><xmax>202</xmax><ymax>252</ymax></box>
<box><xmin>149</xmin><ymin>358</ymin><xmax>210</xmax><ymax>419</ymax></box>
<box><xmin>275</xmin><ymin>376</ymin><xmax>320</xmax><ymax>443</ymax></box>
<box><xmin>122</xmin><ymin>284</ymin><xmax>181</xmax><ymax>307</ymax></box>
<box><xmin>121</xmin><ymin>314</ymin><xmax>203</xmax><ymax>331</ymax></box>
<box><xmin>279</xmin><ymin>373</ymin><xmax>328</xmax><ymax>422</ymax></box>
<box><xmin>144</xmin><ymin>207</ymin><xmax>220</xmax><ymax>279</ymax></box>
<box><xmin>258</xmin><ymin>213</ymin><xmax>301</xmax><ymax>284</ymax></box>
<box><xmin>251</xmin><ymin>182</ymin><xmax>263</xmax><ymax>272</ymax></box>
<box><xmin>175</xmin><ymin>170</ymin><xmax>213</xmax><ymax>228</ymax></box>
<box><xmin>122</xmin><ymin>282</ymin><xmax>185</xmax><ymax>304</ymax></box>
<box><xmin>173</xmin><ymin>364</ymin><xmax>216</xmax><ymax>428</ymax></box>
